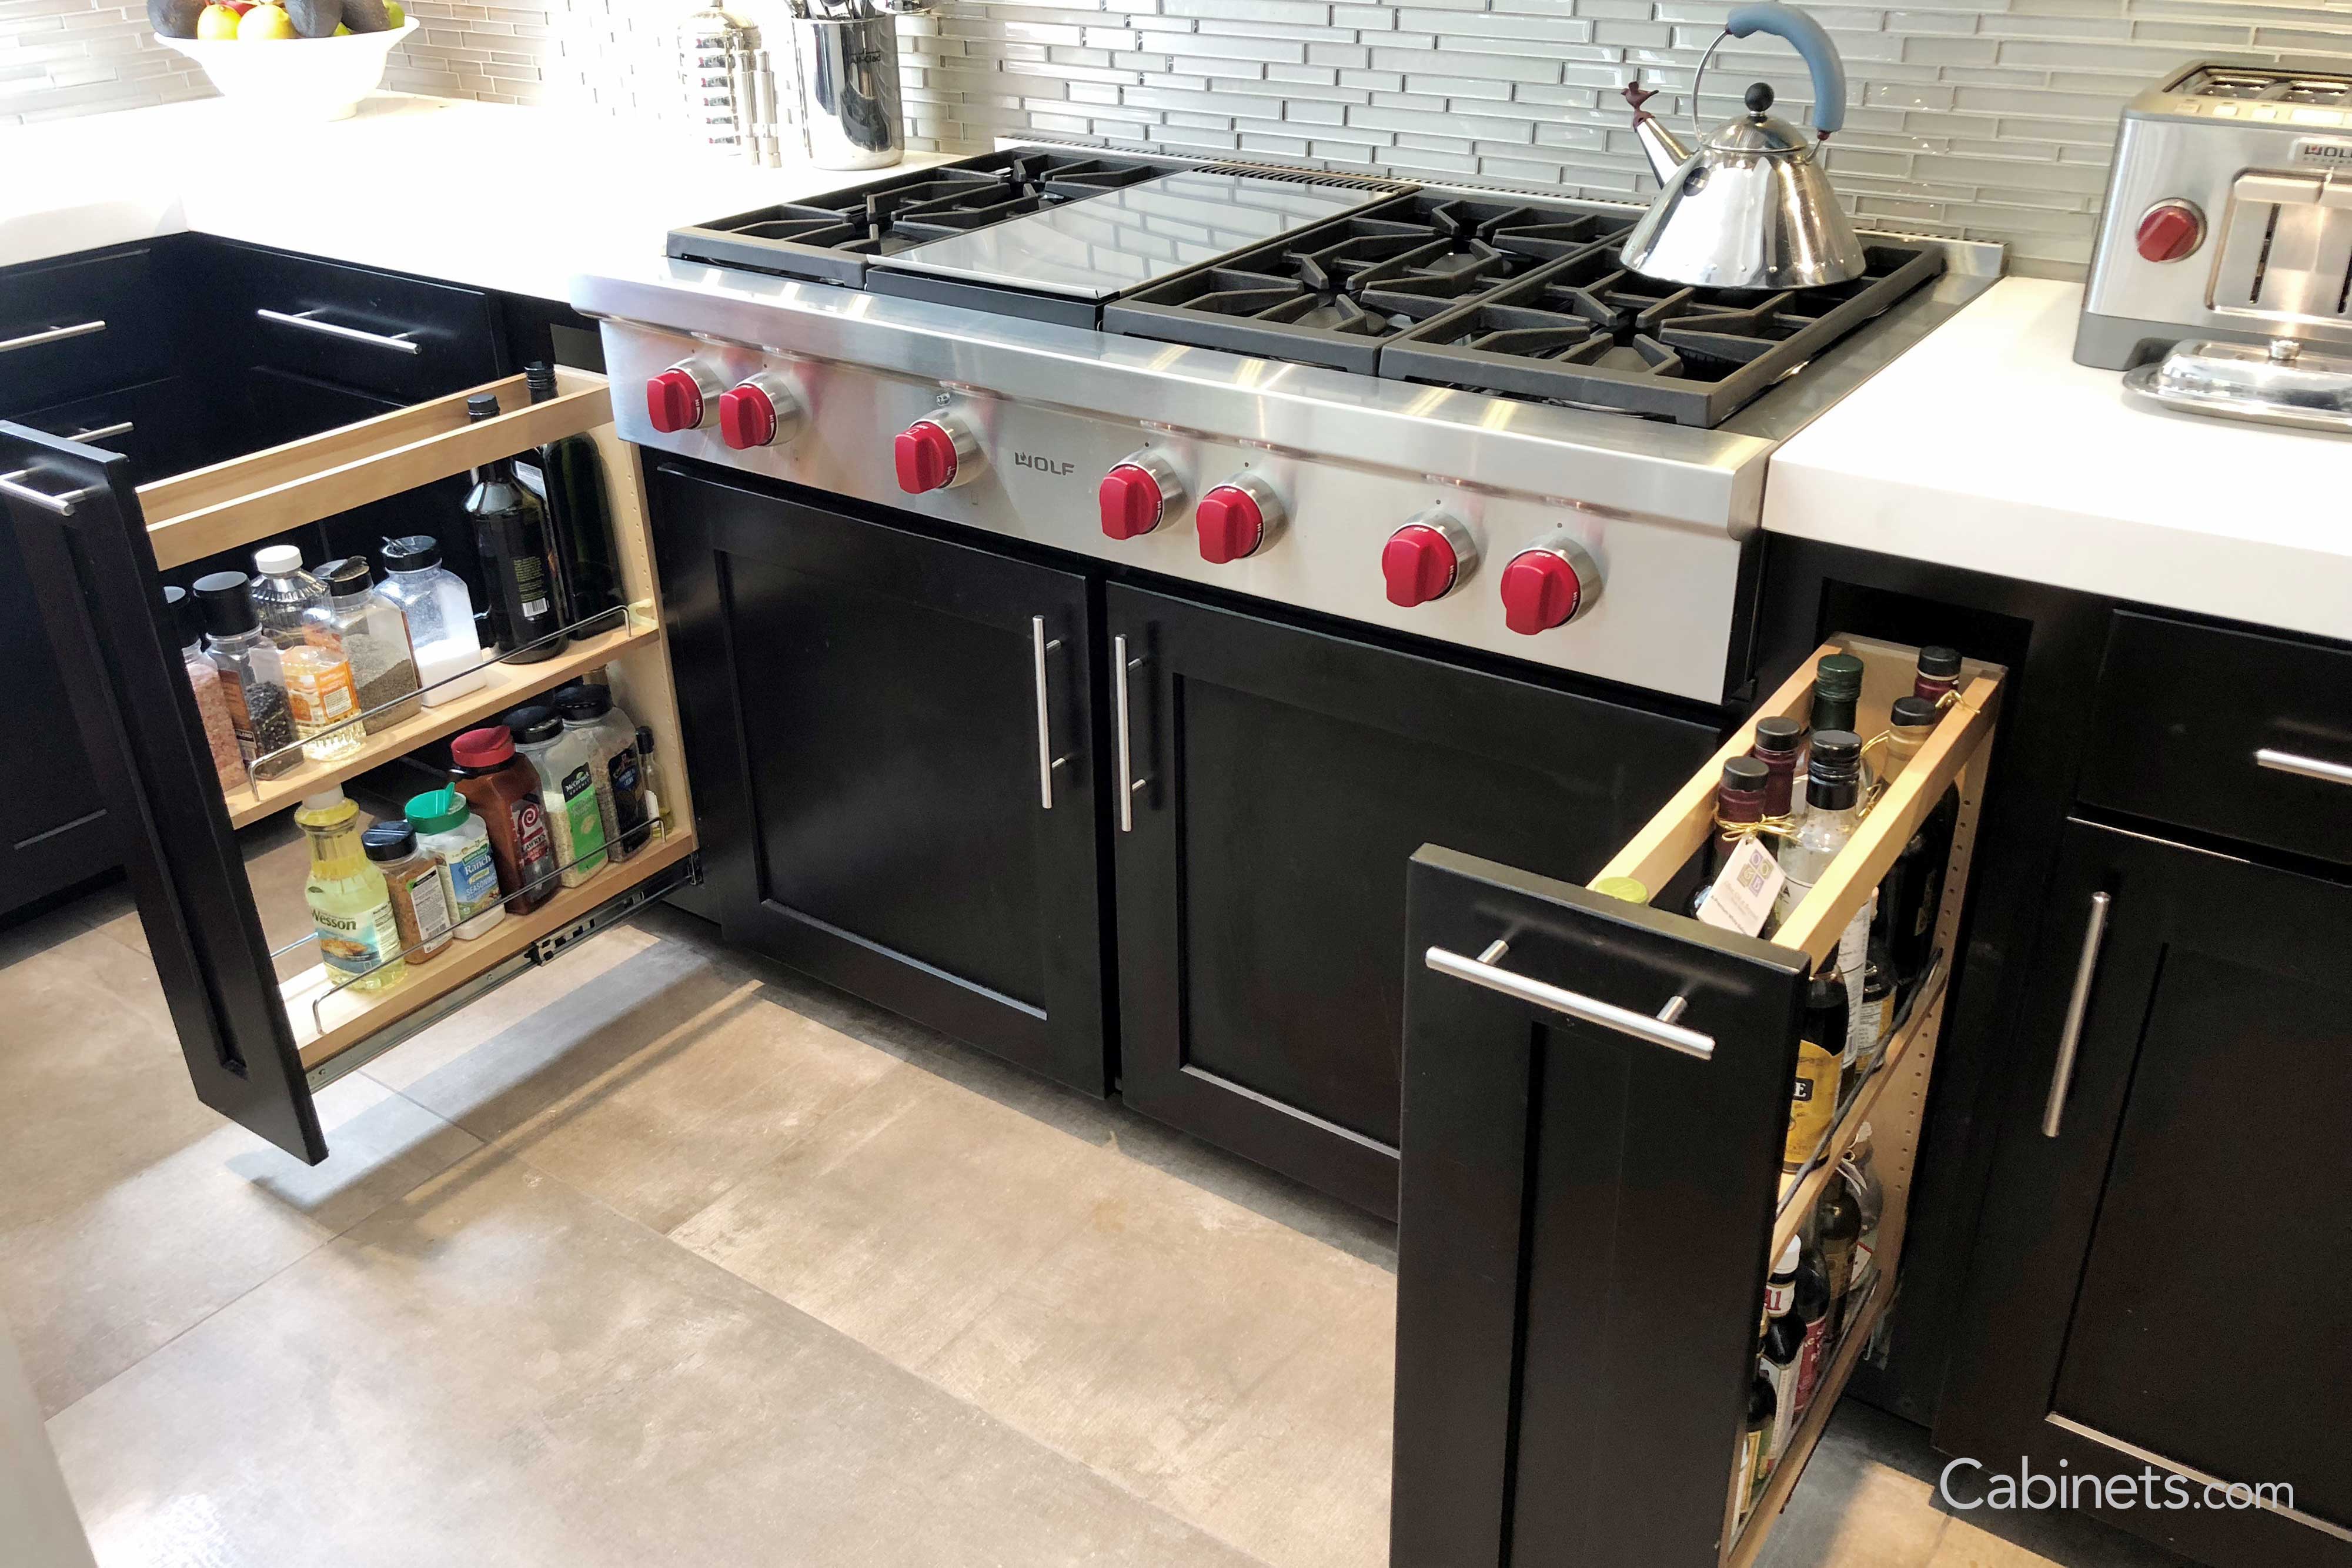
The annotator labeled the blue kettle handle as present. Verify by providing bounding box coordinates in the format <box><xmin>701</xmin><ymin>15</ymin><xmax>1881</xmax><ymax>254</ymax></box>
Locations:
<box><xmin>1725</xmin><ymin>2</ymin><xmax>1846</xmax><ymax>134</ymax></box>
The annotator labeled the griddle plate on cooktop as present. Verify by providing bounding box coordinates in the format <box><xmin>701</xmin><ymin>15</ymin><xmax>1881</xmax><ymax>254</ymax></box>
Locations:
<box><xmin>667</xmin><ymin>149</ymin><xmax>1174</xmax><ymax>286</ymax></box>
<box><xmin>1100</xmin><ymin>193</ymin><xmax>1637</xmax><ymax>375</ymax></box>
<box><xmin>1380</xmin><ymin>242</ymin><xmax>1947</xmax><ymax>427</ymax></box>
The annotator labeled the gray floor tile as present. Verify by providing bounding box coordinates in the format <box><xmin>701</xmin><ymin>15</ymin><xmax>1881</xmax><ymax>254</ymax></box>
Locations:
<box><xmin>47</xmin><ymin>1148</ymin><xmax>1271</xmax><ymax>1568</ymax></box>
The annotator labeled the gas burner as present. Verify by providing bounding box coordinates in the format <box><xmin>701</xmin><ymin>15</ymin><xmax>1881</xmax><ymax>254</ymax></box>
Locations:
<box><xmin>1378</xmin><ymin>244</ymin><xmax>1946</xmax><ymax>426</ymax></box>
<box><xmin>1102</xmin><ymin>195</ymin><xmax>1636</xmax><ymax>373</ymax></box>
<box><xmin>668</xmin><ymin>149</ymin><xmax>1181</xmax><ymax>286</ymax></box>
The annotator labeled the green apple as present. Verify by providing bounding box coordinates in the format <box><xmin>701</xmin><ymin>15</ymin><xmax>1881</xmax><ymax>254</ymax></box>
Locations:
<box><xmin>237</xmin><ymin>1</ymin><xmax>295</xmax><ymax>36</ymax></box>
<box><xmin>383</xmin><ymin>0</ymin><xmax>403</xmax><ymax>24</ymax></box>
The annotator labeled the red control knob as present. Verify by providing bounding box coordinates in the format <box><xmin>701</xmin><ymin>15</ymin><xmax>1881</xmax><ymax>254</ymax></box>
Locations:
<box><xmin>2135</xmin><ymin>201</ymin><xmax>2205</xmax><ymax>263</ymax></box>
<box><xmin>1382</xmin><ymin>523</ymin><xmax>1462</xmax><ymax>607</ymax></box>
<box><xmin>718</xmin><ymin>383</ymin><xmax>778</xmax><ymax>450</ymax></box>
<box><xmin>1100</xmin><ymin>464</ymin><xmax>1166</xmax><ymax>540</ymax></box>
<box><xmin>646</xmin><ymin>368</ymin><xmax>709</xmax><ymax>434</ymax></box>
<box><xmin>895</xmin><ymin>420</ymin><xmax>963</xmax><ymax>493</ymax></box>
<box><xmin>1499</xmin><ymin>539</ymin><xmax>1597</xmax><ymax>635</ymax></box>
<box><xmin>1197</xmin><ymin>477</ymin><xmax>1282</xmax><ymax>564</ymax></box>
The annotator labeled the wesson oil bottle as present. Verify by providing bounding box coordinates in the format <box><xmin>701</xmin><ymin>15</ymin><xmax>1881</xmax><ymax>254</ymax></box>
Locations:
<box><xmin>296</xmin><ymin>789</ymin><xmax>406</xmax><ymax>995</ymax></box>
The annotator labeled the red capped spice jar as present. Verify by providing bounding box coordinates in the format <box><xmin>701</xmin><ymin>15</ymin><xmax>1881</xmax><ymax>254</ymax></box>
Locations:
<box><xmin>449</xmin><ymin>725</ymin><xmax>558</xmax><ymax>914</ymax></box>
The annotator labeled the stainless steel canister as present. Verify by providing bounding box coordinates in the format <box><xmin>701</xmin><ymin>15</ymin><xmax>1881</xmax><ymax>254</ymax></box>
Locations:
<box><xmin>785</xmin><ymin>14</ymin><xmax>904</xmax><ymax>170</ymax></box>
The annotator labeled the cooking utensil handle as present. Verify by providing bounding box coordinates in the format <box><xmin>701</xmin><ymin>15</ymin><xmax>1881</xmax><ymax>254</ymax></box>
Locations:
<box><xmin>1425</xmin><ymin>941</ymin><xmax>1715</xmax><ymax>1061</ymax></box>
<box><xmin>2040</xmin><ymin>891</ymin><xmax>2112</xmax><ymax>1138</ymax></box>
<box><xmin>1725</xmin><ymin>2</ymin><xmax>1846</xmax><ymax>132</ymax></box>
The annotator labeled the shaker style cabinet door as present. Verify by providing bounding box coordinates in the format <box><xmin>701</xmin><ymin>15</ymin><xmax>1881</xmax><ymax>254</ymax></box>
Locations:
<box><xmin>1104</xmin><ymin>582</ymin><xmax>1719</xmax><ymax>1218</ymax></box>
<box><xmin>0</xmin><ymin>422</ymin><xmax>323</xmax><ymax>1159</ymax></box>
<box><xmin>648</xmin><ymin>463</ymin><xmax>1111</xmax><ymax>1095</ymax></box>
<box><xmin>1946</xmin><ymin>821</ymin><xmax>2352</xmax><ymax>1568</ymax></box>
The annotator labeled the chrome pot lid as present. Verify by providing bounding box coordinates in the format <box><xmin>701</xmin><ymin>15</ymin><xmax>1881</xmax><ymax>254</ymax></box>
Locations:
<box><xmin>2122</xmin><ymin>337</ymin><xmax>2352</xmax><ymax>434</ymax></box>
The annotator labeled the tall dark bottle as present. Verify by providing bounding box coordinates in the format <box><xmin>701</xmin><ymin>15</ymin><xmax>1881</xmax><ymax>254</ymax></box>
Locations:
<box><xmin>466</xmin><ymin>393</ymin><xmax>566</xmax><ymax>664</ymax></box>
<box><xmin>513</xmin><ymin>362</ymin><xmax>625</xmax><ymax>635</ymax></box>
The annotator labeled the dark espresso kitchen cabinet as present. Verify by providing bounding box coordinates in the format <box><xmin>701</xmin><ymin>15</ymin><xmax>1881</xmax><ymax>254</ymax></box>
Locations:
<box><xmin>1944</xmin><ymin>820</ymin><xmax>2352</xmax><ymax>1568</ymax></box>
<box><xmin>1106</xmin><ymin>584</ymin><xmax>1718</xmax><ymax>1218</ymax></box>
<box><xmin>649</xmin><ymin>463</ymin><xmax>1111</xmax><ymax>1095</ymax></box>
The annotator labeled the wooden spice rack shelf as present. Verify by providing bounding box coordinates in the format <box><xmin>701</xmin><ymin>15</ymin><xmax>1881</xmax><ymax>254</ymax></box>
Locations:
<box><xmin>219</xmin><ymin>617</ymin><xmax>658</xmax><ymax>829</ymax></box>
<box><xmin>284</xmin><ymin>827</ymin><xmax>698</xmax><ymax>1071</ymax></box>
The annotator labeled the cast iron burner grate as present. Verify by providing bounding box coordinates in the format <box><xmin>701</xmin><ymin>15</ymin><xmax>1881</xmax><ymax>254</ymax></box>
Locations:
<box><xmin>1100</xmin><ymin>194</ymin><xmax>1638</xmax><ymax>375</ymax></box>
<box><xmin>667</xmin><ymin>149</ymin><xmax>1177</xmax><ymax>287</ymax></box>
<box><xmin>1377</xmin><ymin>242</ymin><xmax>1947</xmax><ymax>426</ymax></box>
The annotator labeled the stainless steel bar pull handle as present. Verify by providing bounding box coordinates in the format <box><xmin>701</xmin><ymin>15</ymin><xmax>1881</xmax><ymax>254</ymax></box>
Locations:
<box><xmin>2256</xmin><ymin>747</ymin><xmax>2352</xmax><ymax>788</ymax></box>
<box><xmin>2040</xmin><ymin>890</ymin><xmax>2112</xmax><ymax>1139</ymax></box>
<box><xmin>0</xmin><ymin>470</ymin><xmax>95</xmax><ymax>517</ymax></box>
<box><xmin>0</xmin><ymin>319</ymin><xmax>105</xmax><ymax>355</ymax></box>
<box><xmin>61</xmin><ymin>421</ymin><xmax>133</xmax><ymax>444</ymax></box>
<box><xmin>1030</xmin><ymin>615</ymin><xmax>1069</xmax><ymax>810</ymax></box>
<box><xmin>1112</xmin><ymin>633</ymin><xmax>1147</xmax><ymax>833</ymax></box>
<box><xmin>255</xmin><ymin>307</ymin><xmax>422</xmax><ymax>356</ymax></box>
<box><xmin>1425</xmin><ymin>940</ymin><xmax>1715</xmax><ymax>1061</ymax></box>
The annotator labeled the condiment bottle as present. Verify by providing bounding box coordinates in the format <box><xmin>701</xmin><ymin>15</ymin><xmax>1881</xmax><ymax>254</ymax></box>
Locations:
<box><xmin>379</xmin><ymin>535</ymin><xmax>487</xmax><ymax>706</ymax></box>
<box><xmin>1718</xmin><ymin>755</ymin><xmax>1770</xmax><ymax>861</ymax></box>
<box><xmin>362</xmin><ymin>818</ymin><xmax>455</xmax><ymax>964</ymax></box>
<box><xmin>406</xmin><ymin>787</ymin><xmax>506</xmax><ymax>940</ymax></box>
<box><xmin>467</xmin><ymin>394</ymin><xmax>567</xmax><ymax>663</ymax></box>
<box><xmin>1913</xmin><ymin>645</ymin><xmax>1962</xmax><ymax>704</ymax></box>
<box><xmin>193</xmin><ymin>572</ymin><xmax>302</xmax><ymax>781</ymax></box>
<box><xmin>1810</xmin><ymin>653</ymin><xmax>1865</xmax><ymax>737</ymax></box>
<box><xmin>553</xmin><ymin>681</ymin><xmax>648</xmax><ymax>861</ymax></box>
<box><xmin>634</xmin><ymin>724</ymin><xmax>667</xmax><ymax>844</ymax></box>
<box><xmin>310</xmin><ymin>557</ymin><xmax>422</xmax><ymax>730</ymax></box>
<box><xmin>1785</xmin><ymin>967</ymin><xmax>1846</xmax><ymax>1172</ymax></box>
<box><xmin>450</xmin><ymin>725</ymin><xmax>557</xmax><ymax>914</ymax></box>
<box><xmin>250</xmin><ymin>543</ymin><xmax>328</xmax><ymax>648</ymax></box>
<box><xmin>296</xmin><ymin>788</ymin><xmax>405</xmax><ymax>994</ymax></box>
<box><xmin>1750</xmin><ymin>715</ymin><xmax>1803</xmax><ymax>820</ymax></box>
<box><xmin>1758</xmin><ymin>1238</ymin><xmax>1805</xmax><ymax>1467</ymax></box>
<box><xmin>519</xmin><ymin>362</ymin><xmax>626</xmax><ymax>634</ymax></box>
<box><xmin>165</xmin><ymin>584</ymin><xmax>245</xmax><ymax>796</ymax></box>
<box><xmin>506</xmin><ymin>704</ymin><xmax>607</xmax><ymax>887</ymax></box>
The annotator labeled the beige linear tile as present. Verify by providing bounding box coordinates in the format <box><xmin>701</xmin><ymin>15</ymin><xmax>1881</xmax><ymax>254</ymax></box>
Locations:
<box><xmin>48</xmin><ymin>1148</ymin><xmax>1268</xmax><ymax>1568</ymax></box>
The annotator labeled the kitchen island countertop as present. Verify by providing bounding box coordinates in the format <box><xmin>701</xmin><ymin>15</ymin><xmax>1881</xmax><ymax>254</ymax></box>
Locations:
<box><xmin>0</xmin><ymin>92</ymin><xmax>950</xmax><ymax>301</ymax></box>
<box><xmin>1765</xmin><ymin>276</ymin><xmax>2352</xmax><ymax>646</ymax></box>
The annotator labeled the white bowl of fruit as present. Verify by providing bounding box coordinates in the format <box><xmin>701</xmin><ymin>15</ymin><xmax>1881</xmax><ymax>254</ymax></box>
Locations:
<box><xmin>150</xmin><ymin>0</ymin><xmax>414</xmax><ymax>122</ymax></box>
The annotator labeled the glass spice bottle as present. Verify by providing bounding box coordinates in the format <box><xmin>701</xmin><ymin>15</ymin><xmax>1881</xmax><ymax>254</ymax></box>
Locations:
<box><xmin>194</xmin><ymin>573</ymin><xmax>302</xmax><ymax>782</ymax></box>
<box><xmin>166</xmin><ymin>585</ymin><xmax>245</xmax><ymax>795</ymax></box>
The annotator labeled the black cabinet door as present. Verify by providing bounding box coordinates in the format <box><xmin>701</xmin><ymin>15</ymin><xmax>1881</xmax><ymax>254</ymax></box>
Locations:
<box><xmin>1391</xmin><ymin>846</ymin><xmax>1810</xmax><ymax>1568</ymax></box>
<box><xmin>649</xmin><ymin>463</ymin><xmax>1110</xmax><ymax>1094</ymax></box>
<box><xmin>1106</xmin><ymin>584</ymin><xmax>1717</xmax><ymax>1217</ymax></box>
<box><xmin>0</xmin><ymin>422</ymin><xmax>321</xmax><ymax>1157</ymax></box>
<box><xmin>1945</xmin><ymin>821</ymin><xmax>2352</xmax><ymax>1568</ymax></box>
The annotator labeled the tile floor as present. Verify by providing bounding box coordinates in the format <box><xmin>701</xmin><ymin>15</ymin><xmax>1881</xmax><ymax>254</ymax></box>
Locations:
<box><xmin>1</xmin><ymin>838</ymin><xmax>2190</xmax><ymax>1568</ymax></box>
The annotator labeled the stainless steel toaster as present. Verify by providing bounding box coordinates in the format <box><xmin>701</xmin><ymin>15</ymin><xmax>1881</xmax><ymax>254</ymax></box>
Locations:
<box><xmin>2077</xmin><ymin>60</ymin><xmax>2352</xmax><ymax>372</ymax></box>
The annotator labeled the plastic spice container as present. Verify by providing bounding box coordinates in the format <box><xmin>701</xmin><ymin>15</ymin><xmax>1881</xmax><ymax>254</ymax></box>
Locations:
<box><xmin>506</xmin><ymin>704</ymin><xmax>607</xmax><ymax>887</ymax></box>
<box><xmin>379</xmin><ymin>535</ymin><xmax>487</xmax><ymax>706</ymax></box>
<box><xmin>194</xmin><ymin>572</ymin><xmax>302</xmax><ymax>781</ymax></box>
<box><xmin>450</xmin><ymin>726</ymin><xmax>558</xmax><ymax>914</ymax></box>
<box><xmin>312</xmin><ymin>557</ymin><xmax>423</xmax><ymax>730</ymax></box>
<box><xmin>361</xmin><ymin>818</ymin><xmax>455</xmax><ymax>964</ymax></box>
<box><xmin>406</xmin><ymin>787</ymin><xmax>506</xmax><ymax>940</ymax></box>
<box><xmin>166</xmin><ymin>585</ymin><xmax>245</xmax><ymax>795</ymax></box>
<box><xmin>553</xmin><ymin>681</ymin><xmax>649</xmax><ymax>862</ymax></box>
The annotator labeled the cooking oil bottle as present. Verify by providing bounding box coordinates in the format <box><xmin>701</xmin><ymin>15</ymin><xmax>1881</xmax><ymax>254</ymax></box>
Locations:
<box><xmin>296</xmin><ymin>788</ymin><xmax>406</xmax><ymax>995</ymax></box>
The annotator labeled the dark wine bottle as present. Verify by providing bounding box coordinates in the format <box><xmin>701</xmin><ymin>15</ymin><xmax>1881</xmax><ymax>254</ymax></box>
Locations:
<box><xmin>516</xmin><ymin>362</ymin><xmax>625</xmax><ymax>636</ymax></box>
<box><xmin>466</xmin><ymin>393</ymin><xmax>566</xmax><ymax>664</ymax></box>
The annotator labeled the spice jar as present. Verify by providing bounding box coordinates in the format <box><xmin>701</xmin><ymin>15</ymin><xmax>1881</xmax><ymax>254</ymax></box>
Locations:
<box><xmin>553</xmin><ymin>681</ymin><xmax>648</xmax><ymax>862</ymax></box>
<box><xmin>379</xmin><ymin>535</ymin><xmax>486</xmax><ymax>706</ymax></box>
<box><xmin>361</xmin><ymin>818</ymin><xmax>455</xmax><ymax>964</ymax></box>
<box><xmin>506</xmin><ymin>704</ymin><xmax>607</xmax><ymax>888</ymax></box>
<box><xmin>194</xmin><ymin>572</ymin><xmax>302</xmax><ymax>782</ymax></box>
<box><xmin>450</xmin><ymin>726</ymin><xmax>557</xmax><ymax>915</ymax></box>
<box><xmin>166</xmin><ymin>585</ymin><xmax>245</xmax><ymax>796</ymax></box>
<box><xmin>310</xmin><ymin>557</ymin><xmax>423</xmax><ymax>730</ymax></box>
<box><xmin>406</xmin><ymin>786</ymin><xmax>506</xmax><ymax>940</ymax></box>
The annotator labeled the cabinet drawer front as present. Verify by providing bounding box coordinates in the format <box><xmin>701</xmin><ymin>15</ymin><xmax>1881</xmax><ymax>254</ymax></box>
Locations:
<box><xmin>2080</xmin><ymin>611</ymin><xmax>2352</xmax><ymax>867</ymax></box>
<box><xmin>0</xmin><ymin>246</ymin><xmax>174</xmax><ymax>410</ymax></box>
<box><xmin>215</xmin><ymin>245</ymin><xmax>500</xmax><ymax>404</ymax></box>
<box><xmin>15</xmin><ymin>376</ymin><xmax>208</xmax><ymax>488</ymax></box>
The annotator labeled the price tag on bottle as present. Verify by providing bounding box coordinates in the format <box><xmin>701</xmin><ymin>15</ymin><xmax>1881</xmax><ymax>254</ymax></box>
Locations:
<box><xmin>1699</xmin><ymin>834</ymin><xmax>1784</xmax><ymax>938</ymax></box>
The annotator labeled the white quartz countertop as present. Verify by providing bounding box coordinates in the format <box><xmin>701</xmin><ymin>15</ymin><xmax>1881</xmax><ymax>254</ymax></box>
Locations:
<box><xmin>0</xmin><ymin>93</ymin><xmax>950</xmax><ymax>300</ymax></box>
<box><xmin>1766</xmin><ymin>276</ymin><xmax>2352</xmax><ymax>646</ymax></box>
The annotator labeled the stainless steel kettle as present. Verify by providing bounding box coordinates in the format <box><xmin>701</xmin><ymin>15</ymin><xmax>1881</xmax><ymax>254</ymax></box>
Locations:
<box><xmin>1617</xmin><ymin>2</ymin><xmax>1867</xmax><ymax>291</ymax></box>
